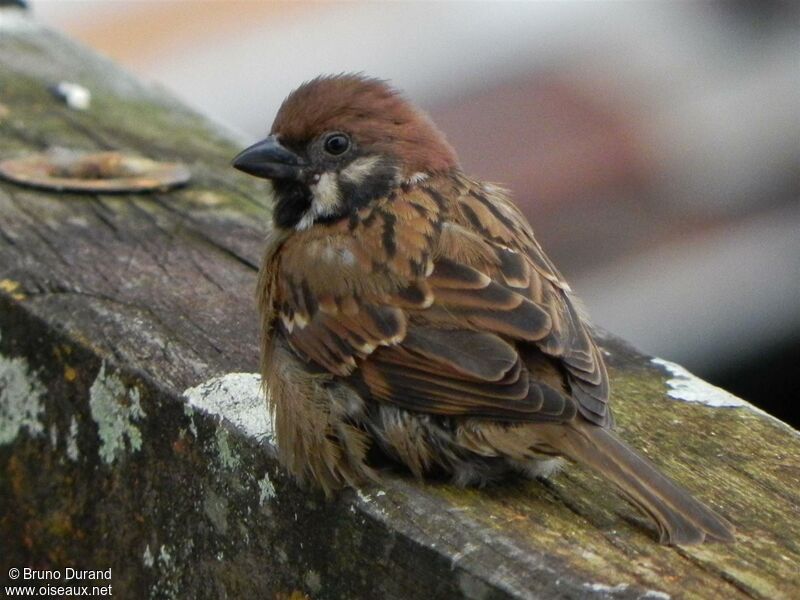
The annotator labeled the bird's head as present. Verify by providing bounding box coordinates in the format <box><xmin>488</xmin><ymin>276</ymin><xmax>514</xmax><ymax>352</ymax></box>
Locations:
<box><xmin>232</xmin><ymin>74</ymin><xmax>458</xmax><ymax>230</ymax></box>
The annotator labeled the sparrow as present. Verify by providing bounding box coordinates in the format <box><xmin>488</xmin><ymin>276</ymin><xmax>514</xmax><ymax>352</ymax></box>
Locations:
<box><xmin>232</xmin><ymin>74</ymin><xmax>734</xmax><ymax>545</ymax></box>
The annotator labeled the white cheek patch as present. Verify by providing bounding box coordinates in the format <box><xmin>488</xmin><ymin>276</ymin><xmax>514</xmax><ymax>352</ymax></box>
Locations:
<box><xmin>313</xmin><ymin>172</ymin><xmax>340</xmax><ymax>211</ymax></box>
<box><xmin>340</xmin><ymin>155</ymin><xmax>382</xmax><ymax>185</ymax></box>
<box><xmin>296</xmin><ymin>172</ymin><xmax>341</xmax><ymax>231</ymax></box>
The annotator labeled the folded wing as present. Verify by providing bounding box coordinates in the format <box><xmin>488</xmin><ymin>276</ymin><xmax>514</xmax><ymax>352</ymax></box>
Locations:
<box><xmin>274</xmin><ymin>178</ymin><xmax>610</xmax><ymax>426</ymax></box>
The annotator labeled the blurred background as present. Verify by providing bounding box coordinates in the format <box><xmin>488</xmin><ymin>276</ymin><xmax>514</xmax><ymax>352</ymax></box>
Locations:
<box><xmin>32</xmin><ymin>1</ymin><xmax>800</xmax><ymax>426</ymax></box>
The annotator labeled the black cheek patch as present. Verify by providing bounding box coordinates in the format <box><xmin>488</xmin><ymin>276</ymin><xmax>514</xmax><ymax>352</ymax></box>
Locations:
<box><xmin>273</xmin><ymin>180</ymin><xmax>312</xmax><ymax>228</ymax></box>
<box><xmin>338</xmin><ymin>158</ymin><xmax>399</xmax><ymax>211</ymax></box>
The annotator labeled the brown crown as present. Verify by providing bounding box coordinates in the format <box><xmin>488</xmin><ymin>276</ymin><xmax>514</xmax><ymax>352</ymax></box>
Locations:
<box><xmin>271</xmin><ymin>74</ymin><xmax>459</xmax><ymax>177</ymax></box>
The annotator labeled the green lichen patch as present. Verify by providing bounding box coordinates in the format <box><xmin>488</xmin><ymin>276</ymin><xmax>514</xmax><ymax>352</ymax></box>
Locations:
<box><xmin>143</xmin><ymin>544</ymin><xmax>155</xmax><ymax>568</ymax></box>
<box><xmin>66</xmin><ymin>415</ymin><xmax>80</xmax><ymax>461</ymax></box>
<box><xmin>88</xmin><ymin>361</ymin><xmax>146</xmax><ymax>464</ymax></box>
<box><xmin>214</xmin><ymin>426</ymin><xmax>240</xmax><ymax>471</ymax></box>
<box><xmin>0</xmin><ymin>330</ymin><xmax>46</xmax><ymax>445</ymax></box>
<box><xmin>258</xmin><ymin>472</ymin><xmax>277</xmax><ymax>505</ymax></box>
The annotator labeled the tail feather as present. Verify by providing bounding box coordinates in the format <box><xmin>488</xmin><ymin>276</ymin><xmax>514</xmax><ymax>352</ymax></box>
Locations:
<box><xmin>556</xmin><ymin>424</ymin><xmax>735</xmax><ymax>545</ymax></box>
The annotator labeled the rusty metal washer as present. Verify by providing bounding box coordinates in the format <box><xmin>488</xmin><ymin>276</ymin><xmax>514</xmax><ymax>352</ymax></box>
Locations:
<box><xmin>0</xmin><ymin>149</ymin><xmax>191</xmax><ymax>193</ymax></box>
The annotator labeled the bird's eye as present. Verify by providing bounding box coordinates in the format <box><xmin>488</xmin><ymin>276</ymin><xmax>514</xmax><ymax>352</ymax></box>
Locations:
<box><xmin>323</xmin><ymin>133</ymin><xmax>350</xmax><ymax>156</ymax></box>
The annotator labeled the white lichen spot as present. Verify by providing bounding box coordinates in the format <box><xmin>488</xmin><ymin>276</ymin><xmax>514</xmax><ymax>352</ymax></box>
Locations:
<box><xmin>51</xmin><ymin>81</ymin><xmax>91</xmax><ymax>110</ymax></box>
<box><xmin>354</xmin><ymin>487</ymin><xmax>390</xmax><ymax>518</ymax></box>
<box><xmin>143</xmin><ymin>544</ymin><xmax>154</xmax><ymax>568</ymax></box>
<box><xmin>258</xmin><ymin>473</ymin><xmax>277</xmax><ymax>505</ymax></box>
<box><xmin>148</xmin><ymin>543</ymin><xmax>180</xmax><ymax>600</ymax></box>
<box><xmin>642</xmin><ymin>591</ymin><xmax>671</xmax><ymax>600</ymax></box>
<box><xmin>183</xmin><ymin>372</ymin><xmax>273</xmax><ymax>443</ymax></box>
<box><xmin>89</xmin><ymin>361</ymin><xmax>146</xmax><ymax>464</ymax></box>
<box><xmin>66</xmin><ymin>416</ymin><xmax>80</xmax><ymax>461</ymax></box>
<box><xmin>0</xmin><ymin>338</ymin><xmax>46</xmax><ymax>445</ymax></box>
<box><xmin>653</xmin><ymin>358</ymin><xmax>747</xmax><ymax>407</ymax></box>
<box><xmin>49</xmin><ymin>423</ymin><xmax>58</xmax><ymax>447</ymax></box>
<box><xmin>304</xmin><ymin>569</ymin><xmax>322</xmax><ymax>594</ymax></box>
<box><xmin>183</xmin><ymin>403</ymin><xmax>198</xmax><ymax>438</ymax></box>
<box><xmin>583</xmin><ymin>582</ymin><xmax>630</xmax><ymax>594</ymax></box>
<box><xmin>158</xmin><ymin>544</ymin><xmax>172</xmax><ymax>566</ymax></box>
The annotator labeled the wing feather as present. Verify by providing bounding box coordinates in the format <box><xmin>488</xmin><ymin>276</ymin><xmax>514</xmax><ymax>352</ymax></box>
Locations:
<box><xmin>269</xmin><ymin>175</ymin><xmax>610</xmax><ymax>426</ymax></box>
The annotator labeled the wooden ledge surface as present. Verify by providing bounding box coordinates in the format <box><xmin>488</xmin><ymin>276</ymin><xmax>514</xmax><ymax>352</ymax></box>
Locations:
<box><xmin>1</xmin><ymin>12</ymin><xmax>798</xmax><ymax>600</ymax></box>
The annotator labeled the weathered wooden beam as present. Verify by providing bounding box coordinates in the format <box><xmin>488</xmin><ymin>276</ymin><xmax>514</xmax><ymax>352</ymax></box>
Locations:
<box><xmin>1</xmin><ymin>11</ymin><xmax>798</xmax><ymax>599</ymax></box>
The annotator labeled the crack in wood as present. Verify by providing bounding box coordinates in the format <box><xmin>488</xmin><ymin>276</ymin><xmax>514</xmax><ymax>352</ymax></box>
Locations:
<box><xmin>5</xmin><ymin>188</ymin><xmax>72</xmax><ymax>268</ymax></box>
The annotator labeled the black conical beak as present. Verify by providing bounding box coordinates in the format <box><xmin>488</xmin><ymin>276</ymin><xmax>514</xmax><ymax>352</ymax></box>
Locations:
<box><xmin>231</xmin><ymin>135</ymin><xmax>306</xmax><ymax>181</ymax></box>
